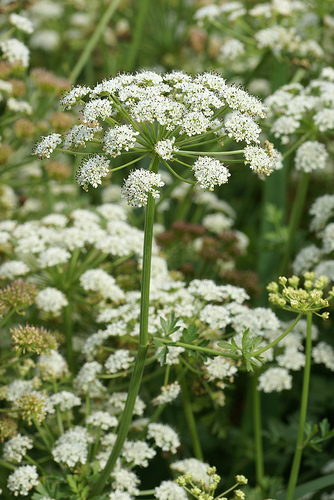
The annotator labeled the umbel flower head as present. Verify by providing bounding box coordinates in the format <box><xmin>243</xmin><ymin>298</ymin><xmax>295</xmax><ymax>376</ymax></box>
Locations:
<box><xmin>267</xmin><ymin>272</ymin><xmax>334</xmax><ymax>318</ymax></box>
<box><xmin>33</xmin><ymin>70</ymin><xmax>281</xmax><ymax>205</ymax></box>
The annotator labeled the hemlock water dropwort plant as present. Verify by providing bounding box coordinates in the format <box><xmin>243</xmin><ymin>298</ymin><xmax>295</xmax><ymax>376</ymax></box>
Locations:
<box><xmin>33</xmin><ymin>69</ymin><xmax>282</xmax><ymax>196</ymax></box>
<box><xmin>32</xmin><ymin>69</ymin><xmax>279</xmax><ymax>496</ymax></box>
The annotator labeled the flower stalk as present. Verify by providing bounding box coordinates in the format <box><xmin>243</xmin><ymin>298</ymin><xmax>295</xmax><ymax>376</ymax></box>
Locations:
<box><xmin>92</xmin><ymin>156</ymin><xmax>159</xmax><ymax>496</ymax></box>
<box><xmin>285</xmin><ymin>312</ymin><xmax>313</xmax><ymax>500</ymax></box>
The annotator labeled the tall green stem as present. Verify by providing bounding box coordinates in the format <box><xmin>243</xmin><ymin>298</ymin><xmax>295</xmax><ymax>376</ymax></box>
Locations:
<box><xmin>252</xmin><ymin>375</ymin><xmax>264</xmax><ymax>486</ymax></box>
<box><xmin>279</xmin><ymin>172</ymin><xmax>310</xmax><ymax>276</ymax></box>
<box><xmin>125</xmin><ymin>0</ymin><xmax>150</xmax><ymax>71</ymax></box>
<box><xmin>64</xmin><ymin>303</ymin><xmax>74</xmax><ymax>372</ymax></box>
<box><xmin>286</xmin><ymin>312</ymin><xmax>313</xmax><ymax>500</ymax></box>
<box><xmin>92</xmin><ymin>156</ymin><xmax>159</xmax><ymax>497</ymax></box>
<box><xmin>69</xmin><ymin>0</ymin><xmax>122</xmax><ymax>84</ymax></box>
<box><xmin>179</xmin><ymin>369</ymin><xmax>203</xmax><ymax>461</ymax></box>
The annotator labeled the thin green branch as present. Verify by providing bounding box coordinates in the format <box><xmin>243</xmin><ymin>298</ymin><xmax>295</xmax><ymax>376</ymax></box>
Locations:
<box><xmin>69</xmin><ymin>0</ymin><xmax>122</xmax><ymax>83</ymax></box>
<box><xmin>286</xmin><ymin>312</ymin><xmax>313</xmax><ymax>500</ymax></box>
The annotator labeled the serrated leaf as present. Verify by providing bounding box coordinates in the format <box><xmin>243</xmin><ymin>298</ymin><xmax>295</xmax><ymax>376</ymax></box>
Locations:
<box><xmin>182</xmin><ymin>324</ymin><xmax>199</xmax><ymax>344</ymax></box>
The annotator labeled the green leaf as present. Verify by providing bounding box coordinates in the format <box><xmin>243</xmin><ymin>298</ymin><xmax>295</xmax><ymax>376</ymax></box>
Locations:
<box><xmin>160</xmin><ymin>312</ymin><xmax>180</xmax><ymax>336</ymax></box>
<box><xmin>276</xmin><ymin>473</ymin><xmax>334</xmax><ymax>499</ymax></box>
<box><xmin>156</xmin><ymin>345</ymin><xmax>169</xmax><ymax>366</ymax></box>
<box><xmin>182</xmin><ymin>324</ymin><xmax>199</xmax><ymax>344</ymax></box>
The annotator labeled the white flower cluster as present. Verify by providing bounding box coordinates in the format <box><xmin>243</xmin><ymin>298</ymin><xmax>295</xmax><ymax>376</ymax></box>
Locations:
<box><xmin>294</xmin><ymin>140</ymin><xmax>329</xmax><ymax>173</ymax></box>
<box><xmin>147</xmin><ymin>423</ymin><xmax>180</xmax><ymax>453</ymax></box>
<box><xmin>155</xmin><ymin>480</ymin><xmax>188</xmax><ymax>500</ymax></box>
<box><xmin>122</xmin><ymin>440</ymin><xmax>156</xmax><ymax>467</ymax></box>
<box><xmin>111</xmin><ymin>465</ymin><xmax>140</xmax><ymax>496</ymax></box>
<box><xmin>0</xmin><ymin>38</ymin><xmax>30</xmax><ymax>67</ymax></box>
<box><xmin>34</xmin><ymin>69</ymin><xmax>270</xmax><ymax>196</ymax></box>
<box><xmin>74</xmin><ymin>361</ymin><xmax>105</xmax><ymax>397</ymax></box>
<box><xmin>52</xmin><ymin>426</ymin><xmax>90</xmax><ymax>467</ymax></box>
<box><xmin>192</xmin><ymin>156</ymin><xmax>230</xmax><ymax>190</ymax></box>
<box><xmin>37</xmin><ymin>247</ymin><xmax>71</xmax><ymax>268</ymax></box>
<box><xmin>152</xmin><ymin>381</ymin><xmax>181</xmax><ymax>406</ymax></box>
<box><xmin>154</xmin><ymin>137</ymin><xmax>179</xmax><ymax>160</ymax></box>
<box><xmin>37</xmin><ymin>350</ymin><xmax>69</xmax><ymax>380</ymax></box>
<box><xmin>258</xmin><ymin>367</ymin><xmax>292</xmax><ymax>392</ymax></box>
<box><xmin>86</xmin><ymin>411</ymin><xmax>118</xmax><ymax>430</ymax></box>
<box><xmin>80</xmin><ymin>268</ymin><xmax>125</xmax><ymax>301</ymax></box>
<box><xmin>104</xmin><ymin>349</ymin><xmax>135</xmax><ymax>374</ymax></box>
<box><xmin>45</xmin><ymin>391</ymin><xmax>81</xmax><ymax>413</ymax></box>
<box><xmin>0</xmin><ymin>260</ymin><xmax>29</xmax><ymax>279</ymax></box>
<box><xmin>9</xmin><ymin>13</ymin><xmax>34</xmax><ymax>34</ymax></box>
<box><xmin>265</xmin><ymin>70</ymin><xmax>334</xmax><ymax>164</ymax></box>
<box><xmin>293</xmin><ymin>194</ymin><xmax>334</xmax><ymax>279</ymax></box>
<box><xmin>35</xmin><ymin>287</ymin><xmax>68</xmax><ymax>316</ymax></box>
<box><xmin>33</xmin><ymin>133</ymin><xmax>62</xmax><ymax>159</ymax></box>
<box><xmin>244</xmin><ymin>144</ymin><xmax>283</xmax><ymax>176</ymax></box>
<box><xmin>103</xmin><ymin>124</ymin><xmax>139</xmax><ymax>157</ymax></box>
<box><xmin>121</xmin><ymin>169</ymin><xmax>165</xmax><ymax>207</ymax></box>
<box><xmin>194</xmin><ymin>0</ymin><xmax>324</xmax><ymax>62</ymax></box>
<box><xmin>7</xmin><ymin>465</ymin><xmax>39</xmax><ymax>496</ymax></box>
<box><xmin>75</xmin><ymin>155</ymin><xmax>111</xmax><ymax>191</ymax></box>
<box><xmin>225</xmin><ymin>112</ymin><xmax>261</xmax><ymax>144</ymax></box>
<box><xmin>3</xmin><ymin>434</ymin><xmax>34</xmax><ymax>463</ymax></box>
<box><xmin>171</xmin><ymin>458</ymin><xmax>211</xmax><ymax>487</ymax></box>
<box><xmin>64</xmin><ymin>124</ymin><xmax>99</xmax><ymax>149</ymax></box>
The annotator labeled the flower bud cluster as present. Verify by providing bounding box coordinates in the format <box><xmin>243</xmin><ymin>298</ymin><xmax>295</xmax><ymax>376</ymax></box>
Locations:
<box><xmin>267</xmin><ymin>272</ymin><xmax>333</xmax><ymax>317</ymax></box>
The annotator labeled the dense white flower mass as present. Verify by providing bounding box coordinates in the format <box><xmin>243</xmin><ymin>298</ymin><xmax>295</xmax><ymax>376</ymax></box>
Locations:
<box><xmin>294</xmin><ymin>141</ymin><xmax>329</xmax><ymax>172</ymax></box>
<box><xmin>64</xmin><ymin>124</ymin><xmax>99</xmax><ymax>149</ymax></box>
<box><xmin>204</xmin><ymin>356</ymin><xmax>238</xmax><ymax>380</ymax></box>
<box><xmin>80</xmin><ymin>269</ymin><xmax>125</xmax><ymax>301</ymax></box>
<box><xmin>0</xmin><ymin>38</ymin><xmax>30</xmax><ymax>67</ymax></box>
<box><xmin>45</xmin><ymin>391</ymin><xmax>81</xmax><ymax>413</ymax></box>
<box><xmin>103</xmin><ymin>124</ymin><xmax>139</xmax><ymax>157</ymax></box>
<box><xmin>225</xmin><ymin>112</ymin><xmax>261</xmax><ymax>144</ymax></box>
<box><xmin>37</xmin><ymin>247</ymin><xmax>71</xmax><ymax>268</ymax></box>
<box><xmin>155</xmin><ymin>480</ymin><xmax>188</xmax><ymax>500</ymax></box>
<box><xmin>152</xmin><ymin>382</ymin><xmax>181</xmax><ymax>406</ymax></box>
<box><xmin>52</xmin><ymin>426</ymin><xmax>90</xmax><ymax>467</ymax></box>
<box><xmin>155</xmin><ymin>137</ymin><xmax>179</xmax><ymax>160</ymax></box>
<box><xmin>0</xmin><ymin>260</ymin><xmax>29</xmax><ymax>279</ymax></box>
<box><xmin>74</xmin><ymin>361</ymin><xmax>105</xmax><ymax>397</ymax></box>
<box><xmin>33</xmin><ymin>134</ymin><xmax>62</xmax><ymax>159</ymax></box>
<box><xmin>34</xmin><ymin>69</ymin><xmax>271</xmax><ymax>196</ymax></box>
<box><xmin>37</xmin><ymin>350</ymin><xmax>69</xmax><ymax>380</ymax></box>
<box><xmin>122</xmin><ymin>440</ymin><xmax>156</xmax><ymax>467</ymax></box>
<box><xmin>7</xmin><ymin>465</ymin><xmax>39</xmax><ymax>496</ymax></box>
<box><xmin>171</xmin><ymin>458</ymin><xmax>211</xmax><ymax>487</ymax></box>
<box><xmin>244</xmin><ymin>144</ymin><xmax>282</xmax><ymax>176</ymax></box>
<box><xmin>312</xmin><ymin>342</ymin><xmax>334</xmax><ymax>371</ymax></box>
<box><xmin>9</xmin><ymin>13</ymin><xmax>34</xmax><ymax>34</ymax></box>
<box><xmin>258</xmin><ymin>367</ymin><xmax>292</xmax><ymax>392</ymax></box>
<box><xmin>309</xmin><ymin>195</ymin><xmax>334</xmax><ymax>233</ymax></box>
<box><xmin>202</xmin><ymin>212</ymin><xmax>234</xmax><ymax>233</ymax></box>
<box><xmin>35</xmin><ymin>287</ymin><xmax>68</xmax><ymax>315</ymax></box>
<box><xmin>103</xmin><ymin>345</ymin><xmax>134</xmax><ymax>370</ymax></box>
<box><xmin>121</xmin><ymin>170</ymin><xmax>165</xmax><ymax>207</ymax></box>
<box><xmin>192</xmin><ymin>156</ymin><xmax>230</xmax><ymax>190</ymax></box>
<box><xmin>75</xmin><ymin>155</ymin><xmax>111</xmax><ymax>191</ymax></box>
<box><xmin>3</xmin><ymin>434</ymin><xmax>34</xmax><ymax>463</ymax></box>
<box><xmin>147</xmin><ymin>423</ymin><xmax>180</xmax><ymax>453</ymax></box>
<box><xmin>7</xmin><ymin>98</ymin><xmax>32</xmax><ymax>114</ymax></box>
<box><xmin>111</xmin><ymin>466</ymin><xmax>140</xmax><ymax>496</ymax></box>
<box><xmin>220</xmin><ymin>38</ymin><xmax>245</xmax><ymax>59</ymax></box>
<box><xmin>86</xmin><ymin>411</ymin><xmax>118</xmax><ymax>430</ymax></box>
